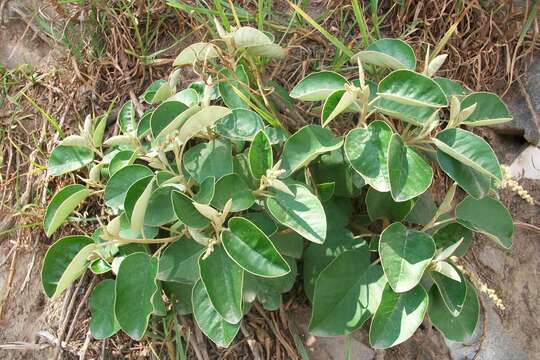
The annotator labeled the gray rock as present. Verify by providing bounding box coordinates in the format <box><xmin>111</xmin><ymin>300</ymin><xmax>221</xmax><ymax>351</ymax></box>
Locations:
<box><xmin>493</xmin><ymin>57</ymin><xmax>540</xmax><ymax>146</ymax></box>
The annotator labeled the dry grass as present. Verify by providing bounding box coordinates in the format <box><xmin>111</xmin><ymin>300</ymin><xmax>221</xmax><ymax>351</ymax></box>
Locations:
<box><xmin>0</xmin><ymin>0</ymin><xmax>538</xmax><ymax>358</ymax></box>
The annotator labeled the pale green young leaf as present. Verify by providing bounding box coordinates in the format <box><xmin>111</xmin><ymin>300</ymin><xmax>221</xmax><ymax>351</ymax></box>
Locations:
<box><xmin>378</xmin><ymin>70</ymin><xmax>447</xmax><ymax>107</ymax></box>
<box><xmin>351</xmin><ymin>39</ymin><xmax>416</xmax><ymax>70</ymax></box>
<box><xmin>174</xmin><ymin>42</ymin><xmax>219</xmax><ymax>66</ymax></box>
<box><xmin>290</xmin><ymin>71</ymin><xmax>348</xmax><ymax>101</ymax></box>
<box><xmin>44</xmin><ymin>184</ymin><xmax>90</xmax><ymax>237</ymax></box>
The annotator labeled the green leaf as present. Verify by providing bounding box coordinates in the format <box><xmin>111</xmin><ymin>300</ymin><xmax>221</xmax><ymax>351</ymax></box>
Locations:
<box><xmin>212</xmin><ymin>174</ymin><xmax>255</xmax><ymax>212</ymax></box>
<box><xmin>178</xmin><ymin>106</ymin><xmax>232</xmax><ymax>143</ymax></box>
<box><xmin>123</xmin><ymin>176</ymin><xmax>153</xmax><ymax>225</ymax></box>
<box><xmin>93</xmin><ymin>114</ymin><xmax>108</xmax><ymax>147</ymax></box>
<box><xmin>158</xmin><ymin>238</ymin><xmax>204</xmax><ymax>284</ymax></box>
<box><xmin>244</xmin><ymin>212</ymin><xmax>278</xmax><ymax>237</ymax></box>
<box><xmin>193</xmin><ymin>177</ymin><xmax>216</xmax><ymax>205</ymax></box>
<box><xmin>303</xmin><ymin>227</ymin><xmax>360</xmax><ymax>301</ymax></box>
<box><xmin>137</xmin><ymin>109</ymin><xmax>153</xmax><ymax>138</ymax></box>
<box><xmin>344</xmin><ymin>120</ymin><xmax>392</xmax><ymax>192</ymax></box>
<box><xmin>141</xmin><ymin>80</ymin><xmax>166</xmax><ymax>104</ymax></box>
<box><xmin>163</xmin><ymin>282</ymin><xmax>193</xmax><ymax>315</ymax></box>
<box><xmin>379</xmin><ymin>223</ymin><xmax>435</xmax><ymax>292</ymax></box>
<box><xmin>309</xmin><ymin>251</ymin><xmax>386</xmax><ymax>336</ymax></box>
<box><xmin>109</xmin><ymin>150</ymin><xmax>137</xmax><ymax>176</ymax></box>
<box><xmin>405</xmin><ymin>192</ymin><xmax>437</xmax><ymax>225</ymax></box>
<box><xmin>369</xmin><ymin>284</ymin><xmax>429</xmax><ymax>349</ymax></box>
<box><xmin>90</xmin><ymin>259</ymin><xmax>111</xmax><ymax>274</ymax></box>
<box><xmin>455</xmin><ymin>196</ymin><xmax>513</xmax><ymax>248</ymax></box>
<box><xmin>48</xmin><ymin>145</ymin><xmax>94</xmax><ymax>176</ymax></box>
<box><xmin>199</xmin><ymin>246</ymin><xmax>244</xmax><ymax>324</ymax></box>
<box><xmin>290</xmin><ymin>71</ymin><xmax>348</xmax><ymax>101</ymax></box>
<box><xmin>232</xmin><ymin>26</ymin><xmax>272</xmax><ymax>48</ymax></box>
<box><xmin>183</xmin><ymin>139</ymin><xmax>233</xmax><ymax>183</ymax></box>
<box><xmin>373</xmin><ymin>98</ymin><xmax>438</xmax><ymax>127</ymax></box>
<box><xmin>351</xmin><ymin>38</ymin><xmax>416</xmax><ymax>70</ymax></box>
<box><xmin>243</xmin><ymin>257</ymin><xmax>297</xmax><ymax>311</ymax></box>
<box><xmin>461</xmin><ymin>92</ymin><xmax>512</xmax><ymax>126</ymax></box>
<box><xmin>89</xmin><ymin>279</ymin><xmax>120</xmax><ymax>339</ymax></box>
<box><xmin>378</xmin><ymin>70</ymin><xmax>447</xmax><ymax>107</ymax></box>
<box><xmin>430</xmin><ymin>264</ymin><xmax>467</xmax><ymax>316</ymax></box>
<box><xmin>170</xmin><ymin>88</ymin><xmax>200</xmax><ymax>106</ymax></box>
<box><xmin>270</xmin><ymin>232</ymin><xmax>304</xmax><ymax>259</ymax></box>
<box><xmin>321</xmin><ymin>90</ymin><xmax>355</xmax><ymax>127</ymax></box>
<box><xmin>118</xmin><ymin>100</ymin><xmax>136</xmax><ymax>135</ymax></box>
<box><xmin>249</xmin><ymin>130</ymin><xmax>273</xmax><ymax>179</ymax></box>
<box><xmin>233</xmin><ymin>153</ymin><xmax>258</xmax><ymax>189</ymax></box>
<box><xmin>118</xmin><ymin>213</ymin><xmax>158</xmax><ymax>240</ymax></box>
<box><xmin>171</xmin><ymin>191</ymin><xmax>210</xmax><ymax>229</ymax></box>
<box><xmin>311</xmin><ymin>149</ymin><xmax>364</xmax><ymax>198</ymax></box>
<box><xmin>44</xmin><ymin>184</ymin><xmax>90</xmax><ymax>237</ymax></box>
<box><xmin>436</xmin><ymin>150</ymin><xmax>490</xmax><ymax>199</ymax></box>
<box><xmin>265</xmin><ymin>183</ymin><xmax>326</xmax><ymax>244</ymax></box>
<box><xmin>150</xmin><ymin>100</ymin><xmax>189</xmax><ymax>139</ymax></box>
<box><xmin>429</xmin><ymin>280</ymin><xmax>479</xmax><ymax>342</ymax></box>
<box><xmin>387</xmin><ymin>134</ymin><xmax>433</xmax><ymax>202</ymax></box>
<box><xmin>263</xmin><ymin>126</ymin><xmax>288</xmax><ymax>144</ymax></box>
<box><xmin>41</xmin><ymin>235</ymin><xmax>95</xmax><ymax>299</ymax></box>
<box><xmin>433</xmin><ymin>223</ymin><xmax>472</xmax><ymax>257</ymax></box>
<box><xmin>115</xmin><ymin>253</ymin><xmax>158</xmax><ymax>340</ymax></box>
<box><xmin>192</xmin><ymin>280</ymin><xmax>240</xmax><ymax>348</ymax></box>
<box><xmin>280</xmin><ymin>125</ymin><xmax>343</xmax><ymax>178</ymax></box>
<box><xmin>104</xmin><ymin>164</ymin><xmax>153</xmax><ymax>211</ymax></box>
<box><xmin>216</xmin><ymin>109</ymin><xmax>264</xmax><ymax>141</ymax></box>
<box><xmin>218</xmin><ymin>66</ymin><xmax>250</xmax><ymax>110</ymax></box>
<box><xmin>365</xmin><ymin>187</ymin><xmax>414</xmax><ymax>222</ymax></box>
<box><xmin>246</xmin><ymin>43</ymin><xmax>285</xmax><ymax>58</ymax></box>
<box><xmin>433</xmin><ymin>128</ymin><xmax>502</xmax><ymax>180</ymax></box>
<box><xmin>221</xmin><ymin>217</ymin><xmax>290</xmax><ymax>277</ymax></box>
<box><xmin>145</xmin><ymin>186</ymin><xmax>177</xmax><ymax>226</ymax></box>
<box><xmin>174</xmin><ymin>42</ymin><xmax>218</xmax><ymax>66</ymax></box>
<box><xmin>434</xmin><ymin>77</ymin><xmax>469</xmax><ymax>99</ymax></box>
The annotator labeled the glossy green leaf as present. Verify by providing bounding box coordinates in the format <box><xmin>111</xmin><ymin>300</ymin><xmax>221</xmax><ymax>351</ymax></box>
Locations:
<box><xmin>150</xmin><ymin>100</ymin><xmax>189</xmax><ymax>139</ymax></box>
<box><xmin>104</xmin><ymin>165</ymin><xmax>153</xmax><ymax>210</ymax></box>
<box><xmin>193</xmin><ymin>177</ymin><xmax>216</xmax><ymax>205</ymax></box>
<box><xmin>405</xmin><ymin>192</ymin><xmax>437</xmax><ymax>225</ymax></box>
<box><xmin>141</xmin><ymin>80</ymin><xmax>166</xmax><ymax>104</ymax></box>
<box><xmin>280</xmin><ymin>125</ymin><xmax>343</xmax><ymax>178</ymax></box>
<box><xmin>373</xmin><ymin>98</ymin><xmax>438</xmax><ymax>127</ymax></box>
<box><xmin>365</xmin><ymin>187</ymin><xmax>414</xmax><ymax>222</ymax></box>
<box><xmin>178</xmin><ymin>106</ymin><xmax>232</xmax><ymax>143</ymax></box>
<box><xmin>115</xmin><ymin>253</ymin><xmax>158</xmax><ymax>340</ymax></box>
<box><xmin>311</xmin><ymin>149</ymin><xmax>364</xmax><ymax>198</ymax></box>
<box><xmin>174</xmin><ymin>42</ymin><xmax>218</xmax><ymax>66</ymax></box>
<box><xmin>145</xmin><ymin>186</ymin><xmax>177</xmax><ymax>226</ymax></box>
<box><xmin>433</xmin><ymin>223</ymin><xmax>473</xmax><ymax>257</ymax></box>
<box><xmin>369</xmin><ymin>284</ymin><xmax>428</xmax><ymax>349</ymax></box>
<box><xmin>41</xmin><ymin>235</ymin><xmax>95</xmax><ymax>299</ymax></box>
<box><xmin>351</xmin><ymin>39</ymin><xmax>416</xmax><ymax>70</ymax></box>
<box><xmin>163</xmin><ymin>281</ymin><xmax>193</xmax><ymax>315</ymax></box>
<box><xmin>48</xmin><ymin>145</ymin><xmax>94</xmax><ymax>176</ymax></box>
<box><xmin>461</xmin><ymin>92</ymin><xmax>512</xmax><ymax>126</ymax></box>
<box><xmin>216</xmin><ymin>109</ymin><xmax>264</xmax><ymax>141</ymax></box>
<box><xmin>137</xmin><ymin>109</ymin><xmax>153</xmax><ymax>138</ymax></box>
<box><xmin>44</xmin><ymin>184</ymin><xmax>90</xmax><ymax>237</ymax></box>
<box><xmin>233</xmin><ymin>153</ymin><xmax>258</xmax><ymax>189</ymax></box>
<box><xmin>249</xmin><ymin>130</ymin><xmax>273</xmax><ymax>179</ymax></box>
<box><xmin>199</xmin><ymin>246</ymin><xmax>244</xmax><ymax>324</ymax></box>
<box><xmin>434</xmin><ymin>128</ymin><xmax>502</xmax><ymax>180</ymax></box>
<box><xmin>436</xmin><ymin>150</ymin><xmax>490</xmax><ymax>199</ymax></box>
<box><xmin>303</xmin><ymin>227</ymin><xmax>360</xmax><ymax>301</ymax></box>
<box><xmin>89</xmin><ymin>279</ymin><xmax>120</xmax><ymax>339</ymax></box>
<box><xmin>265</xmin><ymin>183</ymin><xmax>326</xmax><ymax>244</ymax></box>
<box><xmin>109</xmin><ymin>150</ymin><xmax>137</xmax><ymax>176</ymax></box>
<box><xmin>387</xmin><ymin>134</ymin><xmax>433</xmax><ymax>202</ymax></box>
<box><xmin>171</xmin><ymin>191</ymin><xmax>210</xmax><ymax>229</ymax></box>
<box><xmin>378</xmin><ymin>70</ymin><xmax>447</xmax><ymax>107</ymax></box>
<box><xmin>218</xmin><ymin>66</ymin><xmax>250</xmax><ymax>110</ymax></box>
<box><xmin>123</xmin><ymin>176</ymin><xmax>153</xmax><ymax>225</ymax></box>
<box><xmin>212</xmin><ymin>173</ymin><xmax>255</xmax><ymax>212</ymax></box>
<box><xmin>344</xmin><ymin>120</ymin><xmax>392</xmax><ymax>192</ymax></box>
<box><xmin>321</xmin><ymin>89</ymin><xmax>355</xmax><ymax>126</ymax></box>
<box><xmin>192</xmin><ymin>280</ymin><xmax>240</xmax><ymax>348</ymax></box>
<box><xmin>310</xmin><ymin>251</ymin><xmax>386</xmax><ymax>336</ymax></box>
<box><xmin>221</xmin><ymin>217</ymin><xmax>290</xmax><ymax>277</ymax></box>
<box><xmin>158</xmin><ymin>238</ymin><xmax>204</xmax><ymax>284</ymax></box>
<box><xmin>456</xmin><ymin>196</ymin><xmax>513</xmax><ymax>248</ymax></box>
<box><xmin>290</xmin><ymin>71</ymin><xmax>348</xmax><ymax>101</ymax></box>
<box><xmin>434</xmin><ymin>77</ymin><xmax>469</xmax><ymax>99</ymax></box>
<box><xmin>379</xmin><ymin>223</ymin><xmax>435</xmax><ymax>292</ymax></box>
<box><xmin>118</xmin><ymin>100</ymin><xmax>136</xmax><ymax>135</ymax></box>
<box><xmin>270</xmin><ymin>232</ymin><xmax>304</xmax><ymax>259</ymax></box>
<box><xmin>183</xmin><ymin>139</ymin><xmax>233</xmax><ymax>183</ymax></box>
<box><xmin>430</xmin><ymin>264</ymin><xmax>467</xmax><ymax>316</ymax></box>
<box><xmin>244</xmin><ymin>212</ymin><xmax>278</xmax><ymax>237</ymax></box>
<box><xmin>263</xmin><ymin>126</ymin><xmax>288</xmax><ymax>144</ymax></box>
<box><xmin>90</xmin><ymin>259</ymin><xmax>111</xmax><ymax>274</ymax></box>
<box><xmin>429</xmin><ymin>280</ymin><xmax>479</xmax><ymax>341</ymax></box>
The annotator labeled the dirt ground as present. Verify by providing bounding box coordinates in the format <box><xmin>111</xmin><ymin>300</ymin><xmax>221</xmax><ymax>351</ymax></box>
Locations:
<box><xmin>1</xmin><ymin>1</ymin><xmax>539</xmax><ymax>359</ymax></box>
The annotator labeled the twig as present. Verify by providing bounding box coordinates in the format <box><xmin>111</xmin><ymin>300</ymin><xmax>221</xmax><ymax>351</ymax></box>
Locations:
<box><xmin>64</xmin><ymin>276</ymin><xmax>97</xmax><ymax>346</ymax></box>
<box><xmin>78</xmin><ymin>330</ymin><xmax>92</xmax><ymax>360</ymax></box>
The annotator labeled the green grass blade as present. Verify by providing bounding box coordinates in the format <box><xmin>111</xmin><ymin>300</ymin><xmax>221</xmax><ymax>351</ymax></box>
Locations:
<box><xmin>352</xmin><ymin>0</ymin><xmax>370</xmax><ymax>47</ymax></box>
